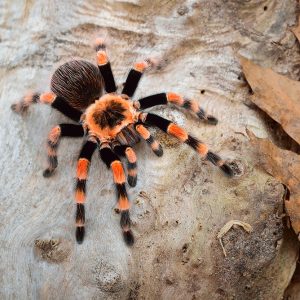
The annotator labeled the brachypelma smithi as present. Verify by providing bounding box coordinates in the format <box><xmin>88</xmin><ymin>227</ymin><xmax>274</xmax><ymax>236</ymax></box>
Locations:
<box><xmin>11</xmin><ymin>38</ymin><xmax>233</xmax><ymax>245</ymax></box>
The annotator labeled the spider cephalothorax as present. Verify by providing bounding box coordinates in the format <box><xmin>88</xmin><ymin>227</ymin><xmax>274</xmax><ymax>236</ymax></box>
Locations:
<box><xmin>84</xmin><ymin>94</ymin><xmax>138</xmax><ymax>140</ymax></box>
<box><xmin>11</xmin><ymin>38</ymin><xmax>233</xmax><ymax>246</ymax></box>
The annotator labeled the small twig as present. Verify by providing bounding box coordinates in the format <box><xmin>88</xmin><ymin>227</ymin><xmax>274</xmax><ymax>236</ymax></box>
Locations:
<box><xmin>217</xmin><ymin>220</ymin><xmax>253</xmax><ymax>257</ymax></box>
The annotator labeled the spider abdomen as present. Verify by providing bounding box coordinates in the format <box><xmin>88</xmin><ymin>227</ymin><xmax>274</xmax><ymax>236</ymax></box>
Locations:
<box><xmin>50</xmin><ymin>60</ymin><xmax>103</xmax><ymax>111</ymax></box>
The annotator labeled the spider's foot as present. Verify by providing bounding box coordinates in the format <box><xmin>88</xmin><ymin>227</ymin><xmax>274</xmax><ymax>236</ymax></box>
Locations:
<box><xmin>153</xmin><ymin>144</ymin><xmax>163</xmax><ymax>157</ymax></box>
<box><xmin>134</xmin><ymin>57</ymin><xmax>157</xmax><ymax>73</ymax></box>
<box><xmin>145</xmin><ymin>57</ymin><xmax>158</xmax><ymax>68</ymax></box>
<box><xmin>206</xmin><ymin>151</ymin><xmax>234</xmax><ymax>177</ymax></box>
<box><xmin>196</xmin><ymin>110</ymin><xmax>218</xmax><ymax>125</ymax></box>
<box><xmin>43</xmin><ymin>155</ymin><xmax>58</xmax><ymax>178</ymax></box>
<box><xmin>11</xmin><ymin>103</ymin><xmax>18</xmax><ymax>112</ymax></box>
<box><xmin>206</xmin><ymin>115</ymin><xmax>218</xmax><ymax>125</ymax></box>
<box><xmin>123</xmin><ymin>230</ymin><xmax>134</xmax><ymax>246</ymax></box>
<box><xmin>11</xmin><ymin>93</ymin><xmax>40</xmax><ymax>114</ymax></box>
<box><xmin>43</xmin><ymin>168</ymin><xmax>55</xmax><ymax>178</ymax></box>
<box><xmin>220</xmin><ymin>163</ymin><xmax>234</xmax><ymax>177</ymax></box>
<box><xmin>76</xmin><ymin>227</ymin><xmax>85</xmax><ymax>244</ymax></box>
<box><xmin>128</xmin><ymin>175</ymin><xmax>137</xmax><ymax>187</ymax></box>
<box><xmin>11</xmin><ymin>102</ymin><xmax>28</xmax><ymax>114</ymax></box>
<box><xmin>120</xmin><ymin>210</ymin><xmax>134</xmax><ymax>245</ymax></box>
<box><xmin>94</xmin><ymin>37</ymin><xmax>106</xmax><ymax>51</ymax></box>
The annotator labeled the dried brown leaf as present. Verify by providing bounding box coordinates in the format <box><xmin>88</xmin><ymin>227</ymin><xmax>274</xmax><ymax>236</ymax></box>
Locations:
<box><xmin>239</xmin><ymin>55</ymin><xmax>300</xmax><ymax>145</ymax></box>
<box><xmin>292</xmin><ymin>16</ymin><xmax>300</xmax><ymax>42</ymax></box>
<box><xmin>248</xmin><ymin>130</ymin><xmax>300</xmax><ymax>237</ymax></box>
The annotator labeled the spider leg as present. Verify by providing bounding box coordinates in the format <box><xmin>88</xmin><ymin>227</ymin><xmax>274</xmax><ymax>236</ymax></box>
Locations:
<box><xmin>112</xmin><ymin>143</ymin><xmax>138</xmax><ymax>187</ymax></box>
<box><xmin>11</xmin><ymin>92</ymin><xmax>82</xmax><ymax>122</ymax></box>
<box><xmin>134</xmin><ymin>93</ymin><xmax>218</xmax><ymax>125</ymax></box>
<box><xmin>43</xmin><ymin>124</ymin><xmax>84</xmax><ymax>177</ymax></box>
<box><xmin>99</xmin><ymin>144</ymin><xmax>134</xmax><ymax>246</ymax></box>
<box><xmin>122</xmin><ymin>58</ymin><xmax>154</xmax><ymax>97</ymax></box>
<box><xmin>75</xmin><ymin>140</ymin><xmax>97</xmax><ymax>244</ymax></box>
<box><xmin>117</xmin><ymin>124</ymin><xmax>141</xmax><ymax>146</ymax></box>
<box><xmin>139</xmin><ymin>113</ymin><xmax>233</xmax><ymax>176</ymax></box>
<box><xmin>94</xmin><ymin>38</ymin><xmax>117</xmax><ymax>93</ymax></box>
<box><xmin>134</xmin><ymin>123</ymin><xmax>163</xmax><ymax>157</ymax></box>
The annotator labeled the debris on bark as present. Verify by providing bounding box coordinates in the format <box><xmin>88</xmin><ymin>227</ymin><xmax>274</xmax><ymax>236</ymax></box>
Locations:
<box><xmin>217</xmin><ymin>220</ymin><xmax>253</xmax><ymax>257</ymax></box>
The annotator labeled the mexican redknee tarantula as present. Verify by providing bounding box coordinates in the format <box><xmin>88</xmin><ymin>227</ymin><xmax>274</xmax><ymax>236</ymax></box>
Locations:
<box><xmin>11</xmin><ymin>38</ymin><xmax>233</xmax><ymax>246</ymax></box>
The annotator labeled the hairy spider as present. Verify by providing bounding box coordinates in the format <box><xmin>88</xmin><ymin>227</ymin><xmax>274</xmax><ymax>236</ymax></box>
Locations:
<box><xmin>11</xmin><ymin>38</ymin><xmax>233</xmax><ymax>246</ymax></box>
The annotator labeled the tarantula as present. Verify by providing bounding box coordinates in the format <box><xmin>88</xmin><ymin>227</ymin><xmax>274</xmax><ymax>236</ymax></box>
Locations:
<box><xmin>11</xmin><ymin>38</ymin><xmax>233</xmax><ymax>245</ymax></box>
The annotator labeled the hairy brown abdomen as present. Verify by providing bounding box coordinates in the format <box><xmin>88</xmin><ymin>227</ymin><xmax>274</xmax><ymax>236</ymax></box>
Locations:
<box><xmin>51</xmin><ymin>60</ymin><xmax>103</xmax><ymax>110</ymax></box>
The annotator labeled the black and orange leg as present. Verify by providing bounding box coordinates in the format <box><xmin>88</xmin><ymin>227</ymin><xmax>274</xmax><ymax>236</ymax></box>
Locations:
<box><xmin>99</xmin><ymin>144</ymin><xmax>134</xmax><ymax>245</ymax></box>
<box><xmin>134</xmin><ymin>123</ymin><xmax>163</xmax><ymax>157</ymax></box>
<box><xmin>75</xmin><ymin>140</ymin><xmax>97</xmax><ymax>244</ymax></box>
<box><xmin>140</xmin><ymin>113</ymin><xmax>233</xmax><ymax>176</ymax></box>
<box><xmin>113</xmin><ymin>144</ymin><xmax>138</xmax><ymax>187</ymax></box>
<box><xmin>11</xmin><ymin>92</ymin><xmax>82</xmax><ymax>122</ymax></box>
<box><xmin>116</xmin><ymin>124</ymin><xmax>141</xmax><ymax>146</ymax></box>
<box><xmin>94</xmin><ymin>38</ymin><xmax>117</xmax><ymax>93</ymax></box>
<box><xmin>43</xmin><ymin>124</ymin><xmax>84</xmax><ymax>177</ymax></box>
<box><xmin>122</xmin><ymin>58</ymin><xmax>155</xmax><ymax>97</ymax></box>
<box><xmin>134</xmin><ymin>92</ymin><xmax>218</xmax><ymax>125</ymax></box>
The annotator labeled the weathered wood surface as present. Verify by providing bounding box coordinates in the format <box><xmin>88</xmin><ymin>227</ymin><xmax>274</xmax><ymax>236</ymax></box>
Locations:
<box><xmin>0</xmin><ymin>1</ymin><xmax>299</xmax><ymax>299</ymax></box>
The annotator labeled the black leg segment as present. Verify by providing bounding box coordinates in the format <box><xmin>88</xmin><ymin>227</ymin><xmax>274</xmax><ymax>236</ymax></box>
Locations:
<box><xmin>51</xmin><ymin>96</ymin><xmax>82</xmax><ymax>122</ymax></box>
<box><xmin>122</xmin><ymin>59</ymin><xmax>154</xmax><ymax>97</ymax></box>
<box><xmin>43</xmin><ymin>124</ymin><xmax>85</xmax><ymax>177</ymax></box>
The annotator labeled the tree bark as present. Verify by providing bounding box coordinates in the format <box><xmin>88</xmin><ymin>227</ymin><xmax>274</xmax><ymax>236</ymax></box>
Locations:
<box><xmin>1</xmin><ymin>1</ymin><xmax>299</xmax><ymax>299</ymax></box>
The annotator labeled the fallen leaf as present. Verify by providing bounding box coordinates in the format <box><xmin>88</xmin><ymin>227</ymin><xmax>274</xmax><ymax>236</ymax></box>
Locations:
<box><xmin>248</xmin><ymin>130</ymin><xmax>300</xmax><ymax>238</ymax></box>
<box><xmin>239</xmin><ymin>55</ymin><xmax>300</xmax><ymax>145</ymax></box>
<box><xmin>292</xmin><ymin>16</ymin><xmax>300</xmax><ymax>42</ymax></box>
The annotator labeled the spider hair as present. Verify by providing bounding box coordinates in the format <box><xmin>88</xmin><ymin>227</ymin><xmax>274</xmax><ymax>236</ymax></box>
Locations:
<box><xmin>11</xmin><ymin>37</ymin><xmax>234</xmax><ymax>246</ymax></box>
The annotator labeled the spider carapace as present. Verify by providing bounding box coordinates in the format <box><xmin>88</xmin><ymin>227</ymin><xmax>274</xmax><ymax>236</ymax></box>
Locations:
<box><xmin>11</xmin><ymin>38</ymin><xmax>234</xmax><ymax>246</ymax></box>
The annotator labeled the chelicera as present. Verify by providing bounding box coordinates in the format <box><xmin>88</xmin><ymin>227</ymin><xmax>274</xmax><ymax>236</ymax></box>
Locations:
<box><xmin>11</xmin><ymin>38</ymin><xmax>233</xmax><ymax>245</ymax></box>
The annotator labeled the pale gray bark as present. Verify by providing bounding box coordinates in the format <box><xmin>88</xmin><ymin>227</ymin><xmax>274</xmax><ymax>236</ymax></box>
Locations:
<box><xmin>0</xmin><ymin>1</ymin><xmax>299</xmax><ymax>299</ymax></box>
